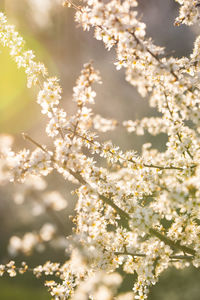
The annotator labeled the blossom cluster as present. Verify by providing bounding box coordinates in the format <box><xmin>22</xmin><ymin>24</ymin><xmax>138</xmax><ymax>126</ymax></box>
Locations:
<box><xmin>1</xmin><ymin>1</ymin><xmax>200</xmax><ymax>299</ymax></box>
<box><xmin>174</xmin><ymin>0</ymin><xmax>200</xmax><ymax>26</ymax></box>
<box><xmin>0</xmin><ymin>12</ymin><xmax>47</xmax><ymax>88</ymax></box>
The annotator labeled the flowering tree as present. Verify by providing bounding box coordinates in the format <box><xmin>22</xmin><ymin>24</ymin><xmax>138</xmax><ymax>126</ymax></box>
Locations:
<box><xmin>1</xmin><ymin>0</ymin><xmax>200</xmax><ymax>299</ymax></box>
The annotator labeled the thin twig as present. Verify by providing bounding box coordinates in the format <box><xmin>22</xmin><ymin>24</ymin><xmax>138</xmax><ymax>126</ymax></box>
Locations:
<box><xmin>114</xmin><ymin>251</ymin><xmax>193</xmax><ymax>261</ymax></box>
<box><xmin>22</xmin><ymin>133</ymin><xmax>48</xmax><ymax>153</ymax></box>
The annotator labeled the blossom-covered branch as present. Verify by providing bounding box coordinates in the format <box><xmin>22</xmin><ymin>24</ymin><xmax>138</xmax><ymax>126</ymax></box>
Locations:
<box><xmin>1</xmin><ymin>1</ymin><xmax>200</xmax><ymax>299</ymax></box>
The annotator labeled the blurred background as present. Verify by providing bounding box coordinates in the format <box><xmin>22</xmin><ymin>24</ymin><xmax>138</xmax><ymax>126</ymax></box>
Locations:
<box><xmin>0</xmin><ymin>0</ymin><xmax>200</xmax><ymax>299</ymax></box>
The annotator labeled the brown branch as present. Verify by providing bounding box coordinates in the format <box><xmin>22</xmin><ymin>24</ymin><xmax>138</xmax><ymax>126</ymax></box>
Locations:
<box><xmin>68</xmin><ymin>168</ymin><xmax>196</xmax><ymax>256</ymax></box>
<box><xmin>149</xmin><ymin>228</ymin><xmax>195</xmax><ymax>256</ymax></box>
